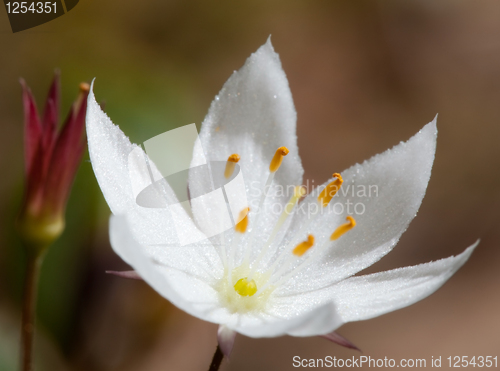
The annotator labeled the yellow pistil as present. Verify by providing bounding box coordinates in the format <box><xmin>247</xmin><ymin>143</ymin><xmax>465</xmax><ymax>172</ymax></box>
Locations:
<box><xmin>224</xmin><ymin>153</ymin><xmax>241</xmax><ymax>178</ymax></box>
<box><xmin>234</xmin><ymin>277</ymin><xmax>258</xmax><ymax>296</ymax></box>
<box><xmin>269</xmin><ymin>146</ymin><xmax>289</xmax><ymax>172</ymax></box>
<box><xmin>292</xmin><ymin>234</ymin><xmax>315</xmax><ymax>257</ymax></box>
<box><xmin>234</xmin><ymin>207</ymin><xmax>250</xmax><ymax>233</ymax></box>
<box><xmin>218</xmin><ymin>264</ymin><xmax>272</xmax><ymax>313</ymax></box>
<box><xmin>317</xmin><ymin>173</ymin><xmax>343</xmax><ymax>207</ymax></box>
<box><xmin>330</xmin><ymin>216</ymin><xmax>356</xmax><ymax>240</ymax></box>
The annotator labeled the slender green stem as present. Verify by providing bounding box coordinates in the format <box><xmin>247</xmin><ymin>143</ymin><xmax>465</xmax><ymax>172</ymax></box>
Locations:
<box><xmin>20</xmin><ymin>253</ymin><xmax>43</xmax><ymax>371</ymax></box>
<box><xmin>208</xmin><ymin>345</ymin><xmax>224</xmax><ymax>371</ymax></box>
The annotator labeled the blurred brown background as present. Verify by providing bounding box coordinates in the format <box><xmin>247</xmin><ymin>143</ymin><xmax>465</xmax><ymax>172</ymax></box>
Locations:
<box><xmin>1</xmin><ymin>0</ymin><xmax>499</xmax><ymax>370</ymax></box>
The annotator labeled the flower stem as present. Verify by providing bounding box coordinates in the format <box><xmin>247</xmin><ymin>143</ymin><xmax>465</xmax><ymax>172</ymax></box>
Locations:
<box><xmin>20</xmin><ymin>253</ymin><xmax>43</xmax><ymax>371</ymax></box>
<box><xmin>208</xmin><ymin>345</ymin><xmax>224</xmax><ymax>371</ymax></box>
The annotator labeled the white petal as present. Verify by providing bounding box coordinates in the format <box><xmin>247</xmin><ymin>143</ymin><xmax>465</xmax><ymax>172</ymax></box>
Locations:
<box><xmin>86</xmin><ymin>83</ymin><xmax>172</xmax><ymax>245</ymax></box>
<box><xmin>278</xmin><ymin>119</ymin><xmax>438</xmax><ymax>294</ymax></box>
<box><xmin>87</xmin><ymin>82</ymin><xmax>214</xmax><ymax>251</ymax></box>
<box><xmin>234</xmin><ymin>302</ymin><xmax>341</xmax><ymax>338</ymax></box>
<box><xmin>86</xmin><ymin>81</ymin><xmax>140</xmax><ymax>214</ymax></box>
<box><xmin>275</xmin><ymin>241</ymin><xmax>476</xmax><ymax>324</ymax></box>
<box><xmin>109</xmin><ymin>214</ymin><xmax>223</xmax><ymax>321</ymax></box>
<box><xmin>285</xmin><ymin>302</ymin><xmax>342</xmax><ymax>337</ymax></box>
<box><xmin>333</xmin><ymin>241</ymin><xmax>477</xmax><ymax>322</ymax></box>
<box><xmin>189</xmin><ymin>39</ymin><xmax>303</xmax><ymax>261</ymax></box>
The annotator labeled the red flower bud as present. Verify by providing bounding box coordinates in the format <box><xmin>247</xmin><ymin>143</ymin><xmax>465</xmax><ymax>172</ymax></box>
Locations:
<box><xmin>17</xmin><ymin>72</ymin><xmax>89</xmax><ymax>251</ymax></box>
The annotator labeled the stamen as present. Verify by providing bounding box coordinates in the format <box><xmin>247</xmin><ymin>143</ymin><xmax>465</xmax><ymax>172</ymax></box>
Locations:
<box><xmin>227</xmin><ymin>207</ymin><xmax>250</xmax><ymax>287</ymax></box>
<box><xmin>317</xmin><ymin>173</ymin><xmax>343</xmax><ymax>207</ymax></box>
<box><xmin>254</xmin><ymin>233</ymin><xmax>314</xmax><ymax>296</ymax></box>
<box><xmin>265</xmin><ymin>233</ymin><xmax>315</xmax><ymax>279</ymax></box>
<box><xmin>285</xmin><ymin>185</ymin><xmax>306</xmax><ymax>214</ymax></box>
<box><xmin>257</xmin><ymin>217</ymin><xmax>356</xmax><ymax>296</ymax></box>
<box><xmin>330</xmin><ymin>216</ymin><xmax>356</xmax><ymax>240</ymax></box>
<box><xmin>266</xmin><ymin>186</ymin><xmax>305</xmax><ymax>247</ymax></box>
<box><xmin>292</xmin><ymin>235</ymin><xmax>315</xmax><ymax>257</ymax></box>
<box><xmin>224</xmin><ymin>153</ymin><xmax>240</xmax><ymax>178</ymax></box>
<box><xmin>234</xmin><ymin>277</ymin><xmax>257</xmax><ymax>296</ymax></box>
<box><xmin>278</xmin><ymin>173</ymin><xmax>343</xmax><ymax>260</ymax></box>
<box><xmin>269</xmin><ymin>146</ymin><xmax>289</xmax><ymax>173</ymax></box>
<box><xmin>235</xmin><ymin>207</ymin><xmax>250</xmax><ymax>234</ymax></box>
<box><xmin>243</xmin><ymin>147</ymin><xmax>289</xmax><ymax>264</ymax></box>
<box><xmin>278</xmin><ymin>172</ymin><xmax>343</xmax><ymax>259</ymax></box>
<box><xmin>247</xmin><ymin>186</ymin><xmax>305</xmax><ymax>280</ymax></box>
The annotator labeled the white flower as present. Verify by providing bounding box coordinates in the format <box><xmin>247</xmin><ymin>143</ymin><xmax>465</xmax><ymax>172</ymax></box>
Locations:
<box><xmin>86</xmin><ymin>39</ymin><xmax>477</xmax><ymax>354</ymax></box>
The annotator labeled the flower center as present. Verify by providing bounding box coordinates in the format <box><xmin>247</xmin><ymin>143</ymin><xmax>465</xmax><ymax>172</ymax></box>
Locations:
<box><xmin>216</xmin><ymin>264</ymin><xmax>272</xmax><ymax>313</ymax></box>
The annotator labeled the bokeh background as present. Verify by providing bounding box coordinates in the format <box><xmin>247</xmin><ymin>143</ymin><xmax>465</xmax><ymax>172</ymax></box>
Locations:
<box><xmin>1</xmin><ymin>0</ymin><xmax>499</xmax><ymax>370</ymax></box>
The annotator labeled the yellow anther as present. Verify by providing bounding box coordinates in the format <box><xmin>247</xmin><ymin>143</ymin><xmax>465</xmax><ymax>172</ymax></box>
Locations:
<box><xmin>224</xmin><ymin>153</ymin><xmax>241</xmax><ymax>178</ymax></box>
<box><xmin>234</xmin><ymin>277</ymin><xmax>258</xmax><ymax>296</ymax></box>
<box><xmin>269</xmin><ymin>146</ymin><xmax>289</xmax><ymax>173</ymax></box>
<box><xmin>318</xmin><ymin>173</ymin><xmax>343</xmax><ymax>207</ymax></box>
<box><xmin>234</xmin><ymin>207</ymin><xmax>250</xmax><ymax>233</ymax></box>
<box><xmin>330</xmin><ymin>216</ymin><xmax>356</xmax><ymax>241</ymax></box>
<box><xmin>293</xmin><ymin>234</ymin><xmax>315</xmax><ymax>257</ymax></box>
